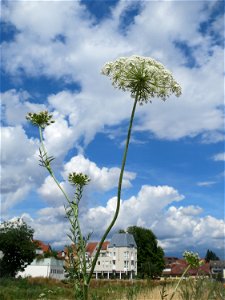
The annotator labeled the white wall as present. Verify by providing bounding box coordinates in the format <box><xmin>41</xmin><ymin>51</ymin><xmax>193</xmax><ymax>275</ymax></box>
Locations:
<box><xmin>17</xmin><ymin>258</ymin><xmax>65</xmax><ymax>280</ymax></box>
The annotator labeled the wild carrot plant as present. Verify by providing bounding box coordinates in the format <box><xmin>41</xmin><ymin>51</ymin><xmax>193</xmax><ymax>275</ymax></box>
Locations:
<box><xmin>27</xmin><ymin>55</ymin><xmax>181</xmax><ymax>299</ymax></box>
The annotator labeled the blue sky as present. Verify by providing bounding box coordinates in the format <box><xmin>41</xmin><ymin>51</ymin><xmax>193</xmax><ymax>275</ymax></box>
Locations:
<box><xmin>1</xmin><ymin>0</ymin><xmax>224</xmax><ymax>258</ymax></box>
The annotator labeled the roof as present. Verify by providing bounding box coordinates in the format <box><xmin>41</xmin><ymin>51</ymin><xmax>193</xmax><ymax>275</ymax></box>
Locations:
<box><xmin>210</xmin><ymin>260</ymin><xmax>225</xmax><ymax>268</ymax></box>
<box><xmin>169</xmin><ymin>259</ymin><xmax>210</xmax><ymax>276</ymax></box>
<box><xmin>86</xmin><ymin>242</ymin><xmax>98</xmax><ymax>255</ymax></box>
<box><xmin>86</xmin><ymin>241</ymin><xmax>110</xmax><ymax>255</ymax></box>
<box><xmin>34</xmin><ymin>240</ymin><xmax>51</xmax><ymax>253</ymax></box>
<box><xmin>108</xmin><ymin>233</ymin><xmax>137</xmax><ymax>248</ymax></box>
<box><xmin>31</xmin><ymin>257</ymin><xmax>64</xmax><ymax>267</ymax></box>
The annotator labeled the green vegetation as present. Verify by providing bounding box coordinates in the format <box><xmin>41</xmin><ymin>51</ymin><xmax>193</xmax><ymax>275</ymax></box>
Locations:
<box><xmin>0</xmin><ymin>277</ymin><xmax>224</xmax><ymax>300</ymax></box>
<box><xmin>0</xmin><ymin>219</ymin><xmax>36</xmax><ymax>278</ymax></box>
<box><xmin>127</xmin><ymin>226</ymin><xmax>165</xmax><ymax>279</ymax></box>
<box><xmin>205</xmin><ymin>249</ymin><xmax>220</xmax><ymax>262</ymax></box>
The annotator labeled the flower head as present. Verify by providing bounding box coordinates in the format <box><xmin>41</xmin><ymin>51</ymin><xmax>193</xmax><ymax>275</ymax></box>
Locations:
<box><xmin>26</xmin><ymin>111</ymin><xmax>55</xmax><ymax>128</ymax></box>
<box><xmin>183</xmin><ymin>251</ymin><xmax>203</xmax><ymax>268</ymax></box>
<box><xmin>68</xmin><ymin>172</ymin><xmax>90</xmax><ymax>187</ymax></box>
<box><xmin>101</xmin><ymin>55</ymin><xmax>182</xmax><ymax>104</ymax></box>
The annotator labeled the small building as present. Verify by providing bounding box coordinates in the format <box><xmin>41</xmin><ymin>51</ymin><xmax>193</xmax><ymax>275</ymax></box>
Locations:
<box><xmin>17</xmin><ymin>257</ymin><xmax>65</xmax><ymax>280</ymax></box>
<box><xmin>33</xmin><ymin>240</ymin><xmax>52</xmax><ymax>256</ymax></box>
<box><xmin>210</xmin><ymin>260</ymin><xmax>225</xmax><ymax>281</ymax></box>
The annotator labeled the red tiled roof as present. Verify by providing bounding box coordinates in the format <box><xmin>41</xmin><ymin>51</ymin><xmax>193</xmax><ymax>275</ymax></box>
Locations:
<box><xmin>170</xmin><ymin>260</ymin><xmax>210</xmax><ymax>276</ymax></box>
<box><xmin>34</xmin><ymin>240</ymin><xmax>51</xmax><ymax>253</ymax></box>
<box><xmin>86</xmin><ymin>242</ymin><xmax>98</xmax><ymax>255</ymax></box>
<box><xmin>101</xmin><ymin>241</ymin><xmax>110</xmax><ymax>250</ymax></box>
<box><xmin>86</xmin><ymin>241</ymin><xmax>110</xmax><ymax>255</ymax></box>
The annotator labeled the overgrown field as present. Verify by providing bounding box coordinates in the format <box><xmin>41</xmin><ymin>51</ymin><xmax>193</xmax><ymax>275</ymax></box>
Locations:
<box><xmin>0</xmin><ymin>277</ymin><xmax>224</xmax><ymax>300</ymax></box>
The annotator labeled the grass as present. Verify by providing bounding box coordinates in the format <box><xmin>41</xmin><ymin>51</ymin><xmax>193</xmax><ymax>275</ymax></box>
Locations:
<box><xmin>0</xmin><ymin>277</ymin><xmax>224</xmax><ymax>300</ymax></box>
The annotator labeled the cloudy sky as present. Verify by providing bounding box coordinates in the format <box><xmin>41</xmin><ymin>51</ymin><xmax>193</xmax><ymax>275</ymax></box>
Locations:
<box><xmin>1</xmin><ymin>0</ymin><xmax>224</xmax><ymax>258</ymax></box>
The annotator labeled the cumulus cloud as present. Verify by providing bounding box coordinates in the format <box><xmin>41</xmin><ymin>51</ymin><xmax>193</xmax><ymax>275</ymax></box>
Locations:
<box><xmin>1</xmin><ymin>89</ymin><xmax>46</xmax><ymax>126</ymax></box>
<box><xmin>80</xmin><ymin>185</ymin><xmax>184</xmax><ymax>236</ymax></box>
<box><xmin>1</xmin><ymin>0</ymin><xmax>224</xmax><ymax>254</ymax></box>
<box><xmin>18</xmin><ymin>185</ymin><xmax>225</xmax><ymax>253</ymax></box>
<box><xmin>38</xmin><ymin>154</ymin><xmax>136</xmax><ymax>206</ymax></box>
<box><xmin>212</xmin><ymin>152</ymin><xmax>225</xmax><ymax>162</ymax></box>
<box><xmin>1</xmin><ymin>0</ymin><xmax>224</xmax><ymax>143</ymax></box>
<box><xmin>63</xmin><ymin>154</ymin><xmax>136</xmax><ymax>191</ymax></box>
<box><xmin>157</xmin><ymin>207</ymin><xmax>225</xmax><ymax>253</ymax></box>
<box><xmin>1</xmin><ymin>126</ymin><xmax>43</xmax><ymax>212</ymax></box>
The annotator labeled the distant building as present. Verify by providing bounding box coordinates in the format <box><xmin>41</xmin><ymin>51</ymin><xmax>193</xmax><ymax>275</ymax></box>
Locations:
<box><xmin>210</xmin><ymin>260</ymin><xmax>225</xmax><ymax>281</ymax></box>
<box><xmin>17</xmin><ymin>257</ymin><xmax>65</xmax><ymax>280</ymax></box>
<box><xmin>18</xmin><ymin>233</ymin><xmax>137</xmax><ymax>280</ymax></box>
<box><xmin>86</xmin><ymin>233</ymin><xmax>137</xmax><ymax>279</ymax></box>
<box><xmin>17</xmin><ymin>240</ymin><xmax>65</xmax><ymax>280</ymax></box>
<box><xmin>162</xmin><ymin>257</ymin><xmax>210</xmax><ymax>278</ymax></box>
<box><xmin>33</xmin><ymin>240</ymin><xmax>52</xmax><ymax>255</ymax></box>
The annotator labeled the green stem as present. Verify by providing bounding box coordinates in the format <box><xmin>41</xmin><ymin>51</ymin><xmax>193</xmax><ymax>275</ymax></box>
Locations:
<box><xmin>169</xmin><ymin>265</ymin><xmax>191</xmax><ymax>300</ymax></box>
<box><xmin>39</xmin><ymin>127</ymin><xmax>71</xmax><ymax>204</ymax></box>
<box><xmin>39</xmin><ymin>126</ymin><xmax>87</xmax><ymax>289</ymax></box>
<box><xmin>87</xmin><ymin>93</ymin><xmax>139</xmax><ymax>284</ymax></box>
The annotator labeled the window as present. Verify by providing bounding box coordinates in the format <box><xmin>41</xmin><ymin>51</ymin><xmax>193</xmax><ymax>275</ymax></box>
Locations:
<box><xmin>124</xmin><ymin>251</ymin><xmax>129</xmax><ymax>259</ymax></box>
<box><xmin>98</xmin><ymin>261</ymin><xmax>100</xmax><ymax>265</ymax></box>
<box><xmin>124</xmin><ymin>261</ymin><xmax>129</xmax><ymax>268</ymax></box>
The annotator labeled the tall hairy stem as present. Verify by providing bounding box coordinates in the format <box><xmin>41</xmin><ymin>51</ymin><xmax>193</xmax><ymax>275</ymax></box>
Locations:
<box><xmin>38</xmin><ymin>126</ymin><xmax>87</xmax><ymax>285</ymax></box>
<box><xmin>87</xmin><ymin>92</ymin><xmax>139</xmax><ymax>284</ymax></box>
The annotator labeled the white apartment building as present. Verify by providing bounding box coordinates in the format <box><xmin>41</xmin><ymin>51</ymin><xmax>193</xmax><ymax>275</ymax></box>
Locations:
<box><xmin>86</xmin><ymin>233</ymin><xmax>137</xmax><ymax>279</ymax></box>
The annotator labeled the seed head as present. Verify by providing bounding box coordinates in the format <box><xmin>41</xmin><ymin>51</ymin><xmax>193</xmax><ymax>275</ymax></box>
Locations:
<box><xmin>68</xmin><ymin>172</ymin><xmax>90</xmax><ymax>187</ymax></box>
<box><xmin>26</xmin><ymin>111</ymin><xmax>55</xmax><ymax>128</ymax></box>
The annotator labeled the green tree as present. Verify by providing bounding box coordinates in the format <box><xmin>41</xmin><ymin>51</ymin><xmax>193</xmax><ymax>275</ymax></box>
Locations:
<box><xmin>127</xmin><ymin>226</ymin><xmax>165</xmax><ymax>278</ymax></box>
<box><xmin>0</xmin><ymin>219</ymin><xmax>36</xmax><ymax>277</ymax></box>
<box><xmin>205</xmin><ymin>249</ymin><xmax>220</xmax><ymax>262</ymax></box>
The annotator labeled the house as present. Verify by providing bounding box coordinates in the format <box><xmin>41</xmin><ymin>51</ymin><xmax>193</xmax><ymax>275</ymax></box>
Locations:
<box><xmin>17</xmin><ymin>257</ymin><xmax>65</xmax><ymax>280</ymax></box>
<box><xmin>210</xmin><ymin>260</ymin><xmax>225</xmax><ymax>281</ymax></box>
<box><xmin>17</xmin><ymin>240</ymin><xmax>65</xmax><ymax>280</ymax></box>
<box><xmin>86</xmin><ymin>233</ymin><xmax>137</xmax><ymax>279</ymax></box>
<box><xmin>34</xmin><ymin>240</ymin><xmax>52</xmax><ymax>255</ymax></box>
<box><xmin>162</xmin><ymin>258</ymin><xmax>210</xmax><ymax>278</ymax></box>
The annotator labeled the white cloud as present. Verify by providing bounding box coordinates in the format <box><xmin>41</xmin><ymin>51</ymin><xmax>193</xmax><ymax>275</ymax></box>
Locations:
<box><xmin>80</xmin><ymin>185</ymin><xmax>184</xmax><ymax>235</ymax></box>
<box><xmin>212</xmin><ymin>152</ymin><xmax>225</xmax><ymax>162</ymax></box>
<box><xmin>43</xmin><ymin>112</ymin><xmax>74</xmax><ymax>158</ymax></box>
<box><xmin>17</xmin><ymin>185</ymin><xmax>225</xmax><ymax>253</ymax></box>
<box><xmin>38</xmin><ymin>154</ymin><xmax>136</xmax><ymax>206</ymax></box>
<box><xmin>1</xmin><ymin>126</ymin><xmax>43</xmax><ymax>212</ymax></box>
<box><xmin>63</xmin><ymin>154</ymin><xmax>136</xmax><ymax>191</ymax></box>
<box><xmin>1</xmin><ymin>0</ymin><xmax>224</xmax><ymax>254</ymax></box>
<box><xmin>197</xmin><ymin>181</ymin><xmax>216</xmax><ymax>187</ymax></box>
<box><xmin>1</xmin><ymin>89</ymin><xmax>46</xmax><ymax>126</ymax></box>
<box><xmin>37</xmin><ymin>176</ymin><xmax>67</xmax><ymax>207</ymax></box>
<box><xmin>1</xmin><ymin>0</ymin><xmax>224</xmax><ymax>143</ymax></box>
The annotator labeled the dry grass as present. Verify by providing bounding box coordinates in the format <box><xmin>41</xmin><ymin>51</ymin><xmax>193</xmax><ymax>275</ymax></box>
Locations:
<box><xmin>0</xmin><ymin>277</ymin><xmax>224</xmax><ymax>300</ymax></box>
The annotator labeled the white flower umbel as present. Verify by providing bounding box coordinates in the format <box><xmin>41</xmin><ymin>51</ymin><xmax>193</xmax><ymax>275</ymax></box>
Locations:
<box><xmin>101</xmin><ymin>55</ymin><xmax>182</xmax><ymax>104</ymax></box>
